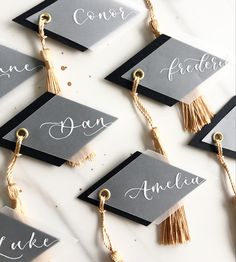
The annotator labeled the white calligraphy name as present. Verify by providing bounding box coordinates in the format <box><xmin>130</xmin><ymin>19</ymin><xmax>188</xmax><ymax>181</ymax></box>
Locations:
<box><xmin>40</xmin><ymin>116</ymin><xmax>112</xmax><ymax>140</ymax></box>
<box><xmin>124</xmin><ymin>173</ymin><xmax>202</xmax><ymax>200</ymax></box>
<box><xmin>73</xmin><ymin>7</ymin><xmax>136</xmax><ymax>25</ymax></box>
<box><xmin>0</xmin><ymin>64</ymin><xmax>42</xmax><ymax>79</ymax></box>
<box><xmin>0</xmin><ymin>232</ymin><xmax>57</xmax><ymax>260</ymax></box>
<box><xmin>160</xmin><ymin>53</ymin><xmax>225</xmax><ymax>81</ymax></box>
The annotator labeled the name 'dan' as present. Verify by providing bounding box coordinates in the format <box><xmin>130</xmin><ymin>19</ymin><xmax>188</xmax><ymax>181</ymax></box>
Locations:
<box><xmin>124</xmin><ymin>173</ymin><xmax>202</xmax><ymax>201</ymax></box>
<box><xmin>73</xmin><ymin>7</ymin><xmax>136</xmax><ymax>25</ymax></box>
<box><xmin>0</xmin><ymin>232</ymin><xmax>57</xmax><ymax>260</ymax></box>
<box><xmin>0</xmin><ymin>64</ymin><xmax>42</xmax><ymax>78</ymax></box>
<box><xmin>40</xmin><ymin>116</ymin><xmax>112</xmax><ymax>140</ymax></box>
<box><xmin>160</xmin><ymin>53</ymin><xmax>226</xmax><ymax>81</ymax></box>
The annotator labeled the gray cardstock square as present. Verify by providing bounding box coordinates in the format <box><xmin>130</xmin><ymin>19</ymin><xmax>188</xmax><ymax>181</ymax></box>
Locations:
<box><xmin>26</xmin><ymin>0</ymin><xmax>138</xmax><ymax>49</ymax></box>
<box><xmin>122</xmin><ymin>37</ymin><xmax>226</xmax><ymax>101</ymax></box>
<box><xmin>0</xmin><ymin>212</ymin><xmax>58</xmax><ymax>262</ymax></box>
<box><xmin>0</xmin><ymin>45</ymin><xmax>43</xmax><ymax>98</ymax></box>
<box><xmin>88</xmin><ymin>152</ymin><xmax>205</xmax><ymax>224</ymax></box>
<box><xmin>3</xmin><ymin>95</ymin><xmax>117</xmax><ymax>161</ymax></box>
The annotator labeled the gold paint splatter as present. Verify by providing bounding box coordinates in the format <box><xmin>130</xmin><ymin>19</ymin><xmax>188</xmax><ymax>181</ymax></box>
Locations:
<box><xmin>61</xmin><ymin>66</ymin><xmax>67</xmax><ymax>71</ymax></box>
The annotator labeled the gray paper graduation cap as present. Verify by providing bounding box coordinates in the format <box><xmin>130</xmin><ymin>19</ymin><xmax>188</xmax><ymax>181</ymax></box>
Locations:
<box><xmin>0</xmin><ymin>92</ymin><xmax>117</xmax><ymax>166</ymax></box>
<box><xmin>13</xmin><ymin>0</ymin><xmax>139</xmax><ymax>51</ymax></box>
<box><xmin>0</xmin><ymin>44</ymin><xmax>43</xmax><ymax>98</ymax></box>
<box><xmin>190</xmin><ymin>96</ymin><xmax>236</xmax><ymax>159</ymax></box>
<box><xmin>0</xmin><ymin>212</ymin><xmax>58</xmax><ymax>262</ymax></box>
<box><xmin>79</xmin><ymin>151</ymin><xmax>205</xmax><ymax>225</ymax></box>
<box><xmin>106</xmin><ymin>34</ymin><xmax>227</xmax><ymax>106</ymax></box>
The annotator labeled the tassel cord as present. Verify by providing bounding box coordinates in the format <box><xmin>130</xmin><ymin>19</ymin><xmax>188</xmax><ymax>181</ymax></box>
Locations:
<box><xmin>6</xmin><ymin>129</ymin><xmax>28</xmax><ymax>214</ymax></box>
<box><xmin>99</xmin><ymin>191</ymin><xmax>124</xmax><ymax>262</ymax></box>
<box><xmin>214</xmin><ymin>135</ymin><xmax>236</xmax><ymax>197</ymax></box>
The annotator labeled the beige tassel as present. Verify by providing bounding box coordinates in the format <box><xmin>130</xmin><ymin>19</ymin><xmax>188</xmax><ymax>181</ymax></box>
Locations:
<box><xmin>6</xmin><ymin>128</ymin><xmax>29</xmax><ymax>215</ymax></box>
<box><xmin>38</xmin><ymin>13</ymin><xmax>61</xmax><ymax>95</ymax></box>
<box><xmin>132</xmin><ymin>69</ymin><xmax>190</xmax><ymax>245</ymax></box>
<box><xmin>213</xmin><ymin>132</ymin><xmax>236</xmax><ymax>203</ymax></box>
<box><xmin>159</xmin><ymin>206</ymin><xmax>190</xmax><ymax>245</ymax></box>
<box><xmin>180</xmin><ymin>96</ymin><xmax>214</xmax><ymax>133</ymax></box>
<box><xmin>38</xmin><ymin>13</ymin><xmax>96</xmax><ymax>167</ymax></box>
<box><xmin>40</xmin><ymin>48</ymin><xmax>61</xmax><ymax>95</ymax></box>
<box><xmin>98</xmin><ymin>189</ymin><xmax>124</xmax><ymax>262</ymax></box>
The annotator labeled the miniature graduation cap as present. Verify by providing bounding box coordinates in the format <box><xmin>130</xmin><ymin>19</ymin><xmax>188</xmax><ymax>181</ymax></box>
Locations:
<box><xmin>0</xmin><ymin>44</ymin><xmax>43</xmax><ymax>98</ymax></box>
<box><xmin>106</xmin><ymin>0</ymin><xmax>227</xmax><ymax>133</ymax></box>
<box><xmin>191</xmin><ymin>96</ymin><xmax>236</xmax><ymax>208</ymax></box>
<box><xmin>79</xmin><ymin>150</ymin><xmax>205</xmax><ymax>226</ymax></box>
<box><xmin>13</xmin><ymin>0</ymin><xmax>140</xmax><ymax>51</ymax></box>
<box><xmin>190</xmin><ymin>96</ymin><xmax>236</xmax><ymax>159</ymax></box>
<box><xmin>0</xmin><ymin>13</ymin><xmax>117</xmax><ymax>167</ymax></box>
<box><xmin>0</xmin><ymin>92</ymin><xmax>117</xmax><ymax>166</ymax></box>
<box><xmin>0</xmin><ymin>211</ymin><xmax>59</xmax><ymax>262</ymax></box>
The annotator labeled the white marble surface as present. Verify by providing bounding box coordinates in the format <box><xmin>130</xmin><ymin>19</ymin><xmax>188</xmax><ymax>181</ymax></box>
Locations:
<box><xmin>0</xmin><ymin>0</ymin><xmax>235</xmax><ymax>261</ymax></box>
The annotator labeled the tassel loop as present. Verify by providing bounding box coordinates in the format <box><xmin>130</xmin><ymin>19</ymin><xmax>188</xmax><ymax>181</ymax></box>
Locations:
<box><xmin>38</xmin><ymin>13</ymin><xmax>61</xmax><ymax>95</ymax></box>
<box><xmin>98</xmin><ymin>189</ymin><xmax>124</xmax><ymax>262</ymax></box>
<box><xmin>6</xmin><ymin>128</ymin><xmax>29</xmax><ymax>215</ymax></box>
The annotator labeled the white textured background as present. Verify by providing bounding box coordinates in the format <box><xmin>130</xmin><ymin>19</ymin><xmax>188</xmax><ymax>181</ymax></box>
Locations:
<box><xmin>0</xmin><ymin>0</ymin><xmax>235</xmax><ymax>261</ymax></box>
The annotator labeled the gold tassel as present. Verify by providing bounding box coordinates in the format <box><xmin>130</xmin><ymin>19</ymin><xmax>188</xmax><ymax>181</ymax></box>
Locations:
<box><xmin>132</xmin><ymin>69</ymin><xmax>190</xmax><ymax>245</ymax></box>
<box><xmin>98</xmin><ymin>189</ymin><xmax>124</xmax><ymax>262</ymax></box>
<box><xmin>6</xmin><ymin>128</ymin><xmax>29</xmax><ymax>215</ymax></box>
<box><xmin>180</xmin><ymin>96</ymin><xmax>214</xmax><ymax>133</ymax></box>
<box><xmin>213</xmin><ymin>132</ymin><xmax>236</xmax><ymax>204</ymax></box>
<box><xmin>38</xmin><ymin>13</ymin><xmax>95</xmax><ymax>167</ymax></box>
<box><xmin>40</xmin><ymin>48</ymin><xmax>61</xmax><ymax>95</ymax></box>
<box><xmin>38</xmin><ymin>13</ymin><xmax>61</xmax><ymax>95</ymax></box>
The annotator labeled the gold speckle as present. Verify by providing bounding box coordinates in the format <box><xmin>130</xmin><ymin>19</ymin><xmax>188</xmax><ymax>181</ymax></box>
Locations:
<box><xmin>61</xmin><ymin>66</ymin><xmax>67</xmax><ymax>71</ymax></box>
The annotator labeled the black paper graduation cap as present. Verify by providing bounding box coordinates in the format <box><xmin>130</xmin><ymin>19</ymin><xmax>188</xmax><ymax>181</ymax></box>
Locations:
<box><xmin>0</xmin><ymin>44</ymin><xmax>43</xmax><ymax>98</ymax></box>
<box><xmin>0</xmin><ymin>212</ymin><xmax>58</xmax><ymax>262</ymax></box>
<box><xmin>13</xmin><ymin>0</ymin><xmax>139</xmax><ymax>51</ymax></box>
<box><xmin>79</xmin><ymin>150</ymin><xmax>205</xmax><ymax>226</ymax></box>
<box><xmin>0</xmin><ymin>92</ymin><xmax>117</xmax><ymax>166</ymax></box>
<box><xmin>190</xmin><ymin>96</ymin><xmax>236</xmax><ymax>159</ymax></box>
<box><xmin>106</xmin><ymin>34</ymin><xmax>227</xmax><ymax>106</ymax></box>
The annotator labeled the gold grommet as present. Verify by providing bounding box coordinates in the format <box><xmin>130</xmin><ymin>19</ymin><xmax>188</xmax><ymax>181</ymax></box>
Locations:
<box><xmin>16</xmin><ymin>128</ymin><xmax>29</xmax><ymax>140</ymax></box>
<box><xmin>40</xmin><ymin>13</ymin><xmax>52</xmax><ymax>24</ymax></box>
<box><xmin>99</xmin><ymin>189</ymin><xmax>111</xmax><ymax>201</ymax></box>
<box><xmin>212</xmin><ymin>132</ymin><xmax>223</xmax><ymax>142</ymax></box>
<box><xmin>133</xmin><ymin>69</ymin><xmax>145</xmax><ymax>80</ymax></box>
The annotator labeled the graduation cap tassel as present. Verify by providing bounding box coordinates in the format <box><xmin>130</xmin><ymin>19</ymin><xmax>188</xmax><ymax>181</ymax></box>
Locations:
<box><xmin>6</xmin><ymin>128</ymin><xmax>29</xmax><ymax>215</ymax></box>
<box><xmin>145</xmin><ymin>0</ymin><xmax>213</xmax><ymax>134</ymax></box>
<box><xmin>213</xmin><ymin>132</ymin><xmax>236</xmax><ymax>204</ymax></box>
<box><xmin>180</xmin><ymin>96</ymin><xmax>214</xmax><ymax>133</ymax></box>
<box><xmin>38</xmin><ymin>13</ymin><xmax>61</xmax><ymax>95</ymax></box>
<box><xmin>131</xmin><ymin>69</ymin><xmax>190</xmax><ymax>245</ymax></box>
<box><xmin>98</xmin><ymin>189</ymin><xmax>124</xmax><ymax>262</ymax></box>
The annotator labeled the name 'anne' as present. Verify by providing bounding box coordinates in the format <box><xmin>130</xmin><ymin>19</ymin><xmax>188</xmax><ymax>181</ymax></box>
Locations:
<box><xmin>0</xmin><ymin>64</ymin><xmax>41</xmax><ymax>78</ymax></box>
<box><xmin>124</xmin><ymin>173</ymin><xmax>202</xmax><ymax>201</ymax></box>
<box><xmin>160</xmin><ymin>53</ymin><xmax>226</xmax><ymax>81</ymax></box>
<box><xmin>0</xmin><ymin>232</ymin><xmax>57</xmax><ymax>260</ymax></box>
